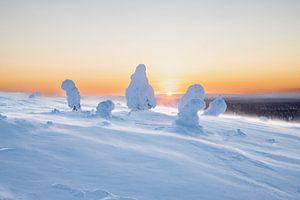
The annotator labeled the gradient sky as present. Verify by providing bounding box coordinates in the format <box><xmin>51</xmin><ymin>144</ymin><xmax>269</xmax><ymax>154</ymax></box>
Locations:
<box><xmin>0</xmin><ymin>0</ymin><xmax>299</xmax><ymax>95</ymax></box>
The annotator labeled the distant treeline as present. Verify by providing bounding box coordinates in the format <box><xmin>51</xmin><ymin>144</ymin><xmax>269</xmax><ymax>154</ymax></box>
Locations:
<box><xmin>157</xmin><ymin>94</ymin><xmax>300</xmax><ymax>122</ymax></box>
<box><xmin>209</xmin><ymin>98</ymin><xmax>300</xmax><ymax>122</ymax></box>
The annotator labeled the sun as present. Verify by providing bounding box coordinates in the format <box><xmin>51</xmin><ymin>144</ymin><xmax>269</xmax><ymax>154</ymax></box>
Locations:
<box><xmin>166</xmin><ymin>91</ymin><xmax>173</xmax><ymax>96</ymax></box>
<box><xmin>160</xmin><ymin>80</ymin><xmax>177</xmax><ymax>96</ymax></box>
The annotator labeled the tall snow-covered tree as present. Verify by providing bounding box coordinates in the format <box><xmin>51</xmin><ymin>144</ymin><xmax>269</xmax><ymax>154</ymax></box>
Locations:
<box><xmin>125</xmin><ymin>64</ymin><xmax>156</xmax><ymax>110</ymax></box>
<box><xmin>61</xmin><ymin>79</ymin><xmax>81</xmax><ymax>111</ymax></box>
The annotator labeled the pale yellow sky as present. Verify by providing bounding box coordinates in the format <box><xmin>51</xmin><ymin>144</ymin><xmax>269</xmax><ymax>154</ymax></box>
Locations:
<box><xmin>0</xmin><ymin>0</ymin><xmax>299</xmax><ymax>95</ymax></box>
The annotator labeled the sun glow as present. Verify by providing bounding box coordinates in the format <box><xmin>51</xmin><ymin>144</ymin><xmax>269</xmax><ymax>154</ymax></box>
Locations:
<box><xmin>166</xmin><ymin>91</ymin><xmax>174</xmax><ymax>96</ymax></box>
<box><xmin>160</xmin><ymin>80</ymin><xmax>178</xmax><ymax>96</ymax></box>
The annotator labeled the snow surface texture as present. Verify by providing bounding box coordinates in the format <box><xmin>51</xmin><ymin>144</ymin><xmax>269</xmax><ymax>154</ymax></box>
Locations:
<box><xmin>203</xmin><ymin>95</ymin><xmax>227</xmax><ymax>116</ymax></box>
<box><xmin>28</xmin><ymin>92</ymin><xmax>41</xmax><ymax>99</ymax></box>
<box><xmin>96</xmin><ymin>100</ymin><xmax>115</xmax><ymax>119</ymax></box>
<box><xmin>0</xmin><ymin>113</ymin><xmax>7</xmax><ymax>119</ymax></box>
<box><xmin>61</xmin><ymin>79</ymin><xmax>81</xmax><ymax>111</ymax></box>
<box><xmin>125</xmin><ymin>64</ymin><xmax>156</xmax><ymax>111</ymax></box>
<box><xmin>177</xmin><ymin>84</ymin><xmax>205</xmax><ymax>127</ymax></box>
<box><xmin>260</xmin><ymin>116</ymin><xmax>269</xmax><ymax>122</ymax></box>
<box><xmin>0</xmin><ymin>92</ymin><xmax>300</xmax><ymax>200</ymax></box>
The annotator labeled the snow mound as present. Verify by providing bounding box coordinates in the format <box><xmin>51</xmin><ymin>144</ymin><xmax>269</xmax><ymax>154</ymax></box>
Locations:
<box><xmin>177</xmin><ymin>84</ymin><xmax>205</xmax><ymax>127</ymax></box>
<box><xmin>125</xmin><ymin>64</ymin><xmax>156</xmax><ymax>111</ymax></box>
<box><xmin>225</xmin><ymin>129</ymin><xmax>247</xmax><ymax>137</ymax></box>
<box><xmin>203</xmin><ymin>95</ymin><xmax>227</xmax><ymax>116</ymax></box>
<box><xmin>266</xmin><ymin>138</ymin><xmax>276</xmax><ymax>144</ymax></box>
<box><xmin>96</xmin><ymin>100</ymin><xmax>115</xmax><ymax>119</ymax></box>
<box><xmin>51</xmin><ymin>108</ymin><xmax>60</xmax><ymax>114</ymax></box>
<box><xmin>28</xmin><ymin>92</ymin><xmax>41</xmax><ymax>98</ymax></box>
<box><xmin>0</xmin><ymin>114</ymin><xmax>7</xmax><ymax>119</ymax></box>
<box><xmin>259</xmin><ymin>116</ymin><xmax>269</xmax><ymax>122</ymax></box>
<box><xmin>52</xmin><ymin>184</ymin><xmax>136</xmax><ymax>200</ymax></box>
<box><xmin>46</xmin><ymin>121</ymin><xmax>54</xmax><ymax>126</ymax></box>
<box><xmin>61</xmin><ymin>79</ymin><xmax>81</xmax><ymax>111</ymax></box>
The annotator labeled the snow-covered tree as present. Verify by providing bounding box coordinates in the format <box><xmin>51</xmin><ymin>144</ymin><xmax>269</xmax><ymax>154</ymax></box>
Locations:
<box><xmin>178</xmin><ymin>84</ymin><xmax>205</xmax><ymax>112</ymax></box>
<box><xmin>61</xmin><ymin>79</ymin><xmax>81</xmax><ymax>111</ymax></box>
<box><xmin>125</xmin><ymin>64</ymin><xmax>156</xmax><ymax>111</ymax></box>
<box><xmin>203</xmin><ymin>95</ymin><xmax>227</xmax><ymax>116</ymax></box>
<box><xmin>176</xmin><ymin>99</ymin><xmax>205</xmax><ymax>128</ymax></box>
<box><xmin>176</xmin><ymin>84</ymin><xmax>206</xmax><ymax>127</ymax></box>
<box><xmin>96</xmin><ymin>100</ymin><xmax>115</xmax><ymax>119</ymax></box>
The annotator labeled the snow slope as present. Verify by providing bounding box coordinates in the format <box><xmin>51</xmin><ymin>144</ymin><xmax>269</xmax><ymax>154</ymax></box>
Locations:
<box><xmin>0</xmin><ymin>92</ymin><xmax>300</xmax><ymax>200</ymax></box>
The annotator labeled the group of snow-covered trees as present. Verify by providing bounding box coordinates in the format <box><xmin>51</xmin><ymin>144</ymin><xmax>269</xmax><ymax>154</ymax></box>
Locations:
<box><xmin>61</xmin><ymin>64</ymin><xmax>227</xmax><ymax>127</ymax></box>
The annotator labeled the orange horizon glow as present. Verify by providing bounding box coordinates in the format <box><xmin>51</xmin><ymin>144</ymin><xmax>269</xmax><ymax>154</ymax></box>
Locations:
<box><xmin>0</xmin><ymin>71</ymin><xmax>299</xmax><ymax>96</ymax></box>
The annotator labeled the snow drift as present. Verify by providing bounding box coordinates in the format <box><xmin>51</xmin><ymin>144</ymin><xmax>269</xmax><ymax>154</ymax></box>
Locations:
<box><xmin>0</xmin><ymin>113</ymin><xmax>7</xmax><ymax>119</ymax></box>
<box><xmin>61</xmin><ymin>79</ymin><xmax>81</xmax><ymax>111</ymax></box>
<box><xmin>125</xmin><ymin>64</ymin><xmax>156</xmax><ymax>111</ymax></box>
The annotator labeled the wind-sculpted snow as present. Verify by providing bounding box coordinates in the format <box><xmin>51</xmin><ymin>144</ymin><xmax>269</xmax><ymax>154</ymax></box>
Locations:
<box><xmin>28</xmin><ymin>92</ymin><xmax>41</xmax><ymax>99</ymax></box>
<box><xmin>52</xmin><ymin>184</ymin><xmax>136</xmax><ymax>200</ymax></box>
<box><xmin>0</xmin><ymin>113</ymin><xmax>6</xmax><ymax>119</ymax></box>
<box><xmin>203</xmin><ymin>95</ymin><xmax>227</xmax><ymax>116</ymax></box>
<box><xmin>0</xmin><ymin>92</ymin><xmax>300</xmax><ymax>200</ymax></box>
<box><xmin>96</xmin><ymin>100</ymin><xmax>115</xmax><ymax>118</ymax></box>
<box><xmin>260</xmin><ymin>116</ymin><xmax>269</xmax><ymax>122</ymax></box>
<box><xmin>125</xmin><ymin>64</ymin><xmax>156</xmax><ymax>110</ymax></box>
<box><xmin>51</xmin><ymin>108</ymin><xmax>60</xmax><ymax>114</ymax></box>
<box><xmin>61</xmin><ymin>79</ymin><xmax>81</xmax><ymax>111</ymax></box>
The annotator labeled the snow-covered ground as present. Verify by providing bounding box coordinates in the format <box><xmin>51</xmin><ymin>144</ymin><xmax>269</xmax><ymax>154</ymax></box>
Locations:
<box><xmin>0</xmin><ymin>92</ymin><xmax>300</xmax><ymax>200</ymax></box>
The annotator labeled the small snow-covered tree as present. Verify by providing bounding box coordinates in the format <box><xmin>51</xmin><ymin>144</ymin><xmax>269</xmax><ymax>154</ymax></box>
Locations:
<box><xmin>203</xmin><ymin>95</ymin><xmax>227</xmax><ymax>116</ymax></box>
<box><xmin>125</xmin><ymin>64</ymin><xmax>156</xmax><ymax>111</ymax></box>
<box><xmin>96</xmin><ymin>100</ymin><xmax>115</xmax><ymax>119</ymax></box>
<box><xmin>176</xmin><ymin>84</ymin><xmax>206</xmax><ymax>127</ymax></box>
<box><xmin>61</xmin><ymin>79</ymin><xmax>81</xmax><ymax>111</ymax></box>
